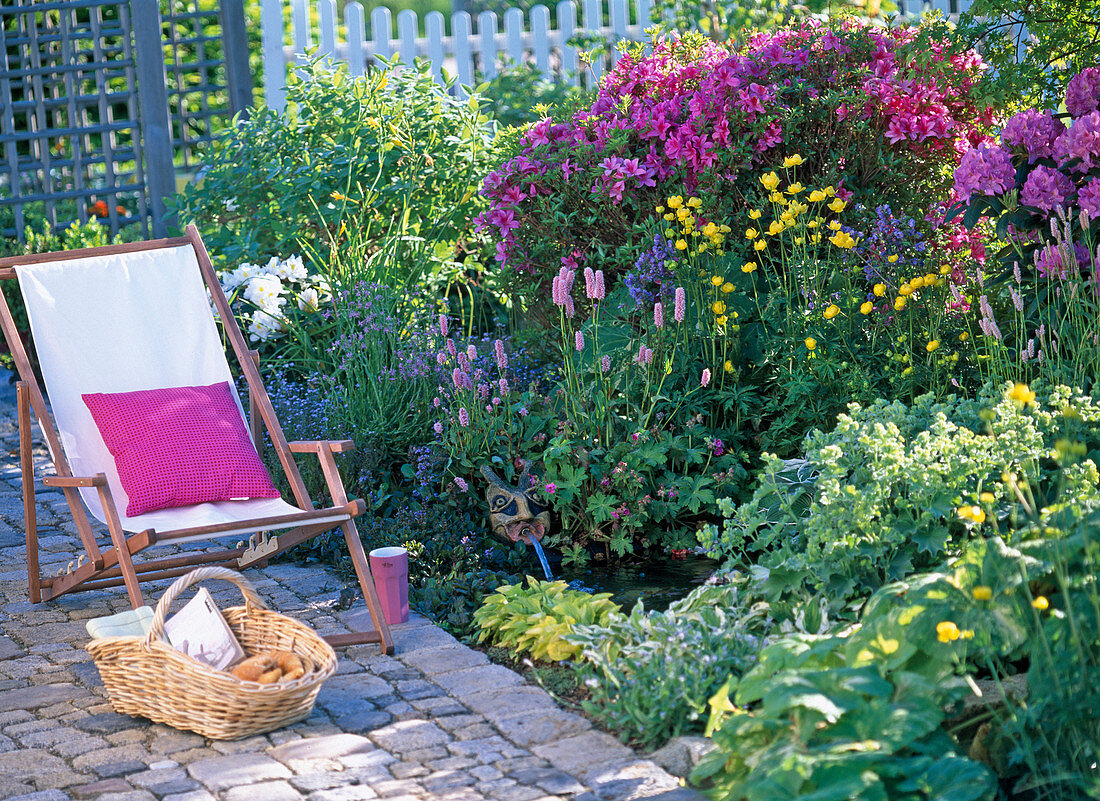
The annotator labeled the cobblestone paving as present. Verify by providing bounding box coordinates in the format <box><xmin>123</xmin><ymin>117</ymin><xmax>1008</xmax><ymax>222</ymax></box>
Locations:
<box><xmin>0</xmin><ymin>400</ymin><xmax>700</xmax><ymax>801</ymax></box>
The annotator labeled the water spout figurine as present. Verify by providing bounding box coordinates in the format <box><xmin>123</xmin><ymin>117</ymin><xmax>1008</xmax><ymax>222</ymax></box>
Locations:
<box><xmin>480</xmin><ymin>461</ymin><xmax>550</xmax><ymax>545</ymax></box>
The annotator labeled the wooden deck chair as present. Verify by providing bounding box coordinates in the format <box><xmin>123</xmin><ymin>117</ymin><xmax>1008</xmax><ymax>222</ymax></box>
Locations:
<box><xmin>0</xmin><ymin>225</ymin><xmax>393</xmax><ymax>653</ymax></box>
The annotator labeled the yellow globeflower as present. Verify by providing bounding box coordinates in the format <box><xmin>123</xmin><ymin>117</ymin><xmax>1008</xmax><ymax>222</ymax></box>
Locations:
<box><xmin>887</xmin><ymin>254</ymin><xmax>899</xmax><ymax>263</ymax></box>
<box><xmin>959</xmin><ymin>332</ymin><xmax>969</xmax><ymax>342</ymax></box>
<box><xmin>655</xmin><ymin>205</ymin><xmax>665</xmax><ymax>213</ymax></box>
<box><xmin>824</xmin><ymin>185</ymin><xmax>836</xmax><ymax>197</ymax></box>
<box><xmin>782</xmin><ymin>154</ymin><xmax>805</xmax><ymax>167</ymax></box>
<box><xmin>663</xmin><ymin>213</ymin><xmax>675</xmax><ymax>221</ymax></box>
<box><xmin>668</xmin><ymin>195</ymin><xmax>684</xmax><ymax>209</ymax></box>
<box><xmin>936</xmin><ymin>621</ymin><xmax>960</xmax><ymax>643</ymax></box>
<box><xmin>811</xmin><ymin>233</ymin><xmax>822</xmax><ymax>244</ymax></box>
<box><xmin>741</xmin><ymin>262</ymin><xmax>758</xmax><ymax>273</ymax></box>
<box><xmin>703</xmin><ymin>222</ymin><xmax>719</xmax><ymax>238</ymax></box>
<box><xmin>902</xmin><ymin>366</ymin><xmax>914</xmax><ymax>376</ymax></box>
<box><xmin>711</xmin><ymin>275</ymin><xmax>724</xmax><ymax>286</ymax></box>
<box><xmin>677</xmin><ymin>207</ymin><xmax>690</xmax><ymax>219</ymax></box>
<box><xmin>808</xmin><ymin>189</ymin><xmax>827</xmax><ymax>203</ymax></box>
<box><xmin>979</xmin><ymin>491</ymin><xmax>995</xmax><ymax>503</ymax></box>
<box><xmin>806</xmin><ymin>220</ymin><xmax>819</xmax><ymax>229</ymax></box>
<box><xmin>754</xmin><ymin>240</ymin><xmax>767</xmax><ymax>251</ymax></box>
<box><xmin>724</xmin><ymin>360</ymin><xmax>734</xmax><ymax>372</ymax></box>
<box><xmin>972</xmin><ymin>586</ymin><xmax>993</xmax><ymax>601</ymax></box>
<box><xmin>873</xmin><ymin>283</ymin><xmax>886</xmax><ymax>297</ymax></box>
<box><xmin>712</xmin><ymin>301</ymin><xmax>726</xmax><ymax>315</ymax></box>
<box><xmin>1008</xmin><ymin>383</ymin><xmax>1036</xmax><ymax>407</ymax></box>
<box><xmin>939</xmin><ymin>264</ymin><xmax>952</xmax><ymax>275</ymax></box>
<box><xmin>675</xmin><ymin>239</ymin><xmax>688</xmax><ymax>251</ymax></box>
<box><xmin>829</xmin><ymin>231</ymin><xmax>856</xmax><ymax>249</ymax></box>
<box><xmin>688</xmin><ymin>197</ymin><xmax>702</xmax><ymax>208</ymax></box>
<box><xmin>748</xmin><ymin>209</ymin><xmax>762</xmax><ymax>220</ymax></box>
<box><xmin>900</xmin><ymin>284</ymin><xmax>913</xmax><ymax>296</ymax></box>
<box><xmin>768</xmin><ymin>220</ymin><xmax>785</xmax><ymax>236</ymax></box>
<box><xmin>926</xmin><ymin>340</ymin><xmax>940</xmax><ymax>352</ymax></box>
<box><xmin>828</xmin><ymin>220</ymin><xmax>842</xmax><ymax>231</ymax></box>
<box><xmin>721</xmin><ymin>282</ymin><xmax>735</xmax><ymax>293</ymax></box>
<box><xmin>1032</xmin><ymin>596</ymin><xmax>1049</xmax><ymax>611</ymax></box>
<box><xmin>924</xmin><ymin>273</ymin><xmax>937</xmax><ymax>285</ymax></box>
<box><xmin>860</xmin><ymin>301</ymin><xmax>874</xmax><ymax>314</ymax></box>
<box><xmin>760</xmin><ymin>172</ymin><xmax>780</xmax><ymax>191</ymax></box>
<box><xmin>823</xmin><ymin>304</ymin><xmax>840</xmax><ymax>320</ymax></box>
<box><xmin>716</xmin><ymin>315</ymin><xmax>728</xmax><ymax>325</ymax></box>
<box><xmin>745</xmin><ymin>228</ymin><xmax>759</xmax><ymax>240</ymax></box>
<box><xmin>910</xmin><ymin>276</ymin><xmax>924</xmax><ymax>289</ymax></box>
<box><xmin>786</xmin><ymin>182</ymin><xmax>804</xmax><ymax>194</ymax></box>
<box><xmin>828</xmin><ymin>198</ymin><xmax>846</xmax><ymax>213</ymax></box>
<box><xmin>788</xmin><ymin>200</ymin><xmax>808</xmax><ymax>216</ymax></box>
<box><xmin>958</xmin><ymin>505</ymin><xmax>986</xmax><ymax>523</ymax></box>
<box><xmin>770</xmin><ymin>192</ymin><xmax>788</xmax><ymax>205</ymax></box>
<box><xmin>894</xmin><ymin>297</ymin><xmax>907</xmax><ymax>311</ymax></box>
<box><xmin>780</xmin><ymin>211</ymin><xmax>795</xmax><ymax>224</ymax></box>
<box><xmin>804</xmin><ymin>337</ymin><xmax>817</xmax><ymax>351</ymax></box>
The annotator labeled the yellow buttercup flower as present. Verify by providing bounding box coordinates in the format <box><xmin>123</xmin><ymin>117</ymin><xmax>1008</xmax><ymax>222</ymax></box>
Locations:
<box><xmin>675</xmin><ymin>239</ymin><xmax>688</xmax><ymax>250</ymax></box>
<box><xmin>823</xmin><ymin>304</ymin><xmax>840</xmax><ymax>320</ymax></box>
<box><xmin>824</xmin><ymin>185</ymin><xmax>836</xmax><ymax>197</ymax></box>
<box><xmin>939</xmin><ymin>264</ymin><xmax>952</xmax><ymax>275</ymax></box>
<box><xmin>936</xmin><ymin>621</ymin><xmax>960</xmax><ymax>643</ymax></box>
<box><xmin>668</xmin><ymin>195</ymin><xmax>684</xmax><ymax>209</ymax></box>
<box><xmin>804</xmin><ymin>337</ymin><xmax>817</xmax><ymax>351</ymax></box>
<box><xmin>808</xmin><ymin>189</ymin><xmax>827</xmax><ymax>203</ymax></box>
<box><xmin>979</xmin><ymin>492</ymin><xmax>995</xmax><ymax>503</ymax></box>
<box><xmin>754</xmin><ymin>240</ymin><xmax>767</xmax><ymax>251</ymax></box>
<box><xmin>677</xmin><ymin>207</ymin><xmax>690</xmax><ymax>220</ymax></box>
<box><xmin>769</xmin><ymin>192</ymin><xmax>788</xmax><ymax>205</ymax></box>
<box><xmin>899</xmin><ymin>284</ymin><xmax>913</xmax><ymax>297</ymax></box>
<box><xmin>860</xmin><ymin>301</ymin><xmax>874</xmax><ymax>314</ymax></box>
<box><xmin>780</xmin><ymin>211</ymin><xmax>794</xmax><ymax>224</ymax></box>
<box><xmin>711</xmin><ymin>301</ymin><xmax>726</xmax><ymax>315</ymax></box>
<box><xmin>716</xmin><ymin>315</ymin><xmax>728</xmax><ymax>325</ymax></box>
<box><xmin>924</xmin><ymin>273</ymin><xmax>937</xmax><ymax>285</ymax></box>
<box><xmin>721</xmin><ymin>282</ymin><xmax>735</xmax><ymax>293</ymax></box>
<box><xmin>768</xmin><ymin>221</ymin><xmax>785</xmax><ymax>236</ymax></box>
<box><xmin>760</xmin><ymin>172</ymin><xmax>780</xmax><ymax>191</ymax></box>
<box><xmin>1008</xmin><ymin>383</ymin><xmax>1036</xmax><ymax>407</ymax></box>
<box><xmin>788</xmin><ymin>200</ymin><xmax>808</xmax><ymax>216</ymax></box>
<box><xmin>745</xmin><ymin>228</ymin><xmax>759</xmax><ymax>240</ymax></box>
<box><xmin>894</xmin><ymin>297</ymin><xmax>907</xmax><ymax>311</ymax></box>
<box><xmin>782</xmin><ymin>154</ymin><xmax>805</xmax><ymax>167</ymax></box>
<box><xmin>806</xmin><ymin>220</ymin><xmax>819</xmax><ymax>229</ymax></box>
<box><xmin>1032</xmin><ymin>596</ymin><xmax>1049</xmax><ymax>611</ymax></box>
<box><xmin>741</xmin><ymin>262</ymin><xmax>757</xmax><ymax>273</ymax></box>
<box><xmin>703</xmin><ymin>222</ymin><xmax>719</xmax><ymax>238</ymax></box>
<box><xmin>958</xmin><ymin>505</ymin><xmax>986</xmax><ymax>523</ymax></box>
<box><xmin>926</xmin><ymin>340</ymin><xmax>940</xmax><ymax>352</ymax></box>
<box><xmin>331</xmin><ymin>191</ymin><xmax>348</xmax><ymax>201</ymax></box>
<box><xmin>959</xmin><ymin>332</ymin><xmax>969</xmax><ymax>342</ymax></box>
<box><xmin>902</xmin><ymin>366</ymin><xmax>914</xmax><ymax>376</ymax></box>
<box><xmin>663</xmin><ymin>213</ymin><xmax>675</xmax><ymax>221</ymax></box>
<box><xmin>828</xmin><ymin>220</ymin><xmax>842</xmax><ymax>231</ymax></box>
<box><xmin>887</xmin><ymin>254</ymin><xmax>899</xmax><ymax>264</ymax></box>
<box><xmin>828</xmin><ymin>198</ymin><xmax>846</xmax><ymax>213</ymax></box>
<box><xmin>655</xmin><ymin>205</ymin><xmax>665</xmax><ymax>213</ymax></box>
<box><xmin>711</xmin><ymin>275</ymin><xmax>724</xmax><ymax>286</ymax></box>
<box><xmin>811</xmin><ymin>233</ymin><xmax>822</xmax><ymax>244</ymax></box>
<box><xmin>873</xmin><ymin>283</ymin><xmax>886</xmax><ymax>297</ymax></box>
<box><xmin>748</xmin><ymin>209</ymin><xmax>762</xmax><ymax>220</ymax></box>
<box><xmin>724</xmin><ymin>360</ymin><xmax>734</xmax><ymax>373</ymax></box>
<box><xmin>910</xmin><ymin>276</ymin><xmax>925</xmax><ymax>289</ymax></box>
<box><xmin>972</xmin><ymin>586</ymin><xmax>993</xmax><ymax>601</ymax></box>
<box><xmin>688</xmin><ymin>197</ymin><xmax>702</xmax><ymax>208</ymax></box>
<box><xmin>786</xmin><ymin>182</ymin><xmax>804</xmax><ymax>194</ymax></box>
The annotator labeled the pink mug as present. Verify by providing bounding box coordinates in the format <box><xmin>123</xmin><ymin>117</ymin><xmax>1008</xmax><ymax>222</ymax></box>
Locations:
<box><xmin>369</xmin><ymin>546</ymin><xmax>409</xmax><ymax>625</ymax></box>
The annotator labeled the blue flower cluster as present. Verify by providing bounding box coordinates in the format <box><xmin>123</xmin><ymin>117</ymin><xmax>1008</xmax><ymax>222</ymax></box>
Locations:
<box><xmin>849</xmin><ymin>204</ymin><xmax>928</xmax><ymax>284</ymax></box>
<box><xmin>624</xmin><ymin>235</ymin><xmax>680</xmax><ymax>309</ymax></box>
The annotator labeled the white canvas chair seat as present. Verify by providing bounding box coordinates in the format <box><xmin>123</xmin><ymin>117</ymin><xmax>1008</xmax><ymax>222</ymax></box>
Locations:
<box><xmin>0</xmin><ymin>228</ymin><xmax>393</xmax><ymax>653</ymax></box>
<box><xmin>16</xmin><ymin>246</ymin><xmax>344</xmax><ymax>538</ymax></box>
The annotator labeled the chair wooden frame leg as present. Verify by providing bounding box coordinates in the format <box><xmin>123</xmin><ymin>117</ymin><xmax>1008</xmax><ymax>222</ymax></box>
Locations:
<box><xmin>18</xmin><ymin>383</ymin><xmax>40</xmax><ymax>603</ymax></box>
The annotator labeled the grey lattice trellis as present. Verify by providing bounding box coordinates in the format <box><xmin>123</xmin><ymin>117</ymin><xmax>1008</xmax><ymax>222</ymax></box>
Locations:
<box><xmin>0</xmin><ymin>0</ymin><xmax>251</xmax><ymax>241</ymax></box>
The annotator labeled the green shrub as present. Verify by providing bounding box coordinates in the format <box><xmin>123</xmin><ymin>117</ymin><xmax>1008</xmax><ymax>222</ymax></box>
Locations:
<box><xmin>171</xmin><ymin>57</ymin><xmax>492</xmax><ymax>270</ymax></box>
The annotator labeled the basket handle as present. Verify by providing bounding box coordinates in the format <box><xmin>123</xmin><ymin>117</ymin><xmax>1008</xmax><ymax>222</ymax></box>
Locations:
<box><xmin>144</xmin><ymin>566</ymin><xmax>269</xmax><ymax>649</ymax></box>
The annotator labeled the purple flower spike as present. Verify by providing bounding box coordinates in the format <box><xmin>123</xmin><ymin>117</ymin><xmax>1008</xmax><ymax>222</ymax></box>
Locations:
<box><xmin>654</xmin><ymin>302</ymin><xmax>664</xmax><ymax>328</ymax></box>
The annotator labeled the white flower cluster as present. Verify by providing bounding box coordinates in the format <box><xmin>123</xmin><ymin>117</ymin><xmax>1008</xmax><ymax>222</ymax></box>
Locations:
<box><xmin>218</xmin><ymin>255</ymin><xmax>330</xmax><ymax>342</ymax></box>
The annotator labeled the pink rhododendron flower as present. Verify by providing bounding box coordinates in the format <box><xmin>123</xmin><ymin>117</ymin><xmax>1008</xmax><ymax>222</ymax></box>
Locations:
<box><xmin>1000</xmin><ymin>109</ymin><xmax>1066</xmax><ymax>164</ymax></box>
<box><xmin>953</xmin><ymin>144</ymin><xmax>1015</xmax><ymax>201</ymax></box>
<box><xmin>1066</xmin><ymin>67</ymin><xmax>1100</xmax><ymax>118</ymax></box>
<box><xmin>1079</xmin><ymin>178</ymin><xmax>1100</xmax><ymax>220</ymax></box>
<box><xmin>1053</xmin><ymin>111</ymin><xmax>1100</xmax><ymax>174</ymax></box>
<box><xmin>1020</xmin><ymin>165</ymin><xmax>1075</xmax><ymax>212</ymax></box>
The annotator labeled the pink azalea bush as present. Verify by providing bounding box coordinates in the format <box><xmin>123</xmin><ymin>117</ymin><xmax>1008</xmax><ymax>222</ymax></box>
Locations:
<box><xmin>478</xmin><ymin>20</ymin><xmax>992</xmax><ymax>287</ymax></box>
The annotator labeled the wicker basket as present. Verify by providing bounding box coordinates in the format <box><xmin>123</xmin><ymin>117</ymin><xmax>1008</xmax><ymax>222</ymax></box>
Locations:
<box><xmin>86</xmin><ymin>566</ymin><xmax>337</xmax><ymax>740</ymax></box>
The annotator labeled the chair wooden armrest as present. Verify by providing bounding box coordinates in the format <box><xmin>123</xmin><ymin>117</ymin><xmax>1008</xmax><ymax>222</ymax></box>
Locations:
<box><xmin>43</xmin><ymin>474</ymin><xmax>108</xmax><ymax>488</ymax></box>
<box><xmin>288</xmin><ymin>440</ymin><xmax>356</xmax><ymax>454</ymax></box>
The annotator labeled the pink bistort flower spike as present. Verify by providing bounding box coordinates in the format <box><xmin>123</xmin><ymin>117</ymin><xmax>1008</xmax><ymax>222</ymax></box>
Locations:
<box><xmin>654</xmin><ymin>302</ymin><xmax>664</xmax><ymax>329</ymax></box>
<box><xmin>564</xmin><ymin>295</ymin><xmax>575</xmax><ymax>318</ymax></box>
<box><xmin>439</xmin><ymin>314</ymin><xmax>449</xmax><ymax>337</ymax></box>
<box><xmin>498</xmin><ymin>378</ymin><xmax>510</xmax><ymax>396</ymax></box>
<box><xmin>494</xmin><ymin>339</ymin><xmax>508</xmax><ymax>370</ymax></box>
<box><xmin>584</xmin><ymin>266</ymin><xmax>596</xmax><ymax>298</ymax></box>
<box><xmin>700</xmin><ymin>368</ymin><xmax>711</xmax><ymax>387</ymax></box>
<box><xmin>467</xmin><ymin>344</ymin><xmax>477</xmax><ymax>362</ymax></box>
<box><xmin>593</xmin><ymin>270</ymin><xmax>605</xmax><ymax>300</ymax></box>
<box><xmin>454</xmin><ymin>477</ymin><xmax>468</xmax><ymax>492</ymax></box>
<box><xmin>446</xmin><ymin>339</ymin><xmax>457</xmax><ymax>357</ymax></box>
<box><xmin>433</xmin><ymin>421</ymin><xmax>443</xmax><ymax>435</ymax></box>
<box><xmin>575</xmin><ymin>330</ymin><xmax>585</xmax><ymax>352</ymax></box>
<box><xmin>601</xmin><ymin>355</ymin><xmax>611</xmax><ymax>372</ymax></box>
<box><xmin>674</xmin><ymin>287</ymin><xmax>686</xmax><ymax>322</ymax></box>
<box><xmin>458</xmin><ymin>408</ymin><xmax>470</xmax><ymax>427</ymax></box>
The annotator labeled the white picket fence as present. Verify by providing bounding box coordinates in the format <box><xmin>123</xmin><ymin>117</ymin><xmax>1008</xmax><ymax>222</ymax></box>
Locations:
<box><xmin>260</xmin><ymin>0</ymin><xmax>978</xmax><ymax>113</ymax></box>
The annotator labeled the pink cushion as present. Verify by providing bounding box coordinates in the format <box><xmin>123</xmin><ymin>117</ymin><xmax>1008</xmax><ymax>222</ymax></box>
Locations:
<box><xmin>82</xmin><ymin>382</ymin><xmax>281</xmax><ymax>516</ymax></box>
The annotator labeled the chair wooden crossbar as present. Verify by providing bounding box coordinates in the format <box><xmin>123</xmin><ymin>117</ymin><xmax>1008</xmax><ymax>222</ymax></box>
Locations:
<box><xmin>0</xmin><ymin>225</ymin><xmax>393</xmax><ymax>654</ymax></box>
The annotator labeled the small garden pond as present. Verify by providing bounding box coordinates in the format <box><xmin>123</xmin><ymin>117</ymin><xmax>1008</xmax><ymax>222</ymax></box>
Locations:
<box><xmin>559</xmin><ymin>555</ymin><xmax>719</xmax><ymax>612</ymax></box>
